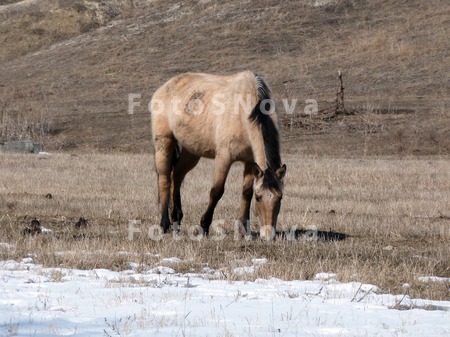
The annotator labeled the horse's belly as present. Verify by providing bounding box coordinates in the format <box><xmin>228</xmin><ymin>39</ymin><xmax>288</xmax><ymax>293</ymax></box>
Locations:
<box><xmin>171</xmin><ymin>123</ymin><xmax>216</xmax><ymax>158</ymax></box>
<box><xmin>179</xmin><ymin>138</ymin><xmax>216</xmax><ymax>158</ymax></box>
<box><xmin>169</xmin><ymin>112</ymin><xmax>252</xmax><ymax>161</ymax></box>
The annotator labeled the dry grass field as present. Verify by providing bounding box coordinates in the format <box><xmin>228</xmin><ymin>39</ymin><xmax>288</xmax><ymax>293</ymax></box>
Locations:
<box><xmin>0</xmin><ymin>152</ymin><xmax>448</xmax><ymax>301</ymax></box>
<box><xmin>0</xmin><ymin>0</ymin><xmax>449</xmax><ymax>310</ymax></box>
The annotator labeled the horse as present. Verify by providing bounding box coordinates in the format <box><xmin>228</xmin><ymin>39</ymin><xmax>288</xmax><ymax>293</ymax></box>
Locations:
<box><xmin>150</xmin><ymin>71</ymin><xmax>286</xmax><ymax>239</ymax></box>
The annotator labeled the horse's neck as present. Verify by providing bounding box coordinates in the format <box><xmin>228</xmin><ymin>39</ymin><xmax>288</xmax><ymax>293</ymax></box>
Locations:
<box><xmin>246</xmin><ymin>123</ymin><xmax>269</xmax><ymax>170</ymax></box>
<box><xmin>245</xmin><ymin>114</ymin><xmax>281</xmax><ymax>171</ymax></box>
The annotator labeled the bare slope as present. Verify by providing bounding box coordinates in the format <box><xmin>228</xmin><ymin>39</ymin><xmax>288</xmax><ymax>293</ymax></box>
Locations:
<box><xmin>0</xmin><ymin>0</ymin><xmax>449</xmax><ymax>154</ymax></box>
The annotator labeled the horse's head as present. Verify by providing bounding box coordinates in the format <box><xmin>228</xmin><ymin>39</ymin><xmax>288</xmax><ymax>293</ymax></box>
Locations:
<box><xmin>253</xmin><ymin>163</ymin><xmax>286</xmax><ymax>239</ymax></box>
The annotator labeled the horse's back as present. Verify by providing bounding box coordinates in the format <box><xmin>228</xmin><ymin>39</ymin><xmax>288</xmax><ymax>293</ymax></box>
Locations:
<box><xmin>152</xmin><ymin>71</ymin><xmax>257</xmax><ymax>111</ymax></box>
<box><xmin>151</xmin><ymin>71</ymin><xmax>259</xmax><ymax>160</ymax></box>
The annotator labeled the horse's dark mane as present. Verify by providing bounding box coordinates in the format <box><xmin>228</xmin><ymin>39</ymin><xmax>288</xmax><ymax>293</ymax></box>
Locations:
<box><xmin>249</xmin><ymin>73</ymin><xmax>281</xmax><ymax>172</ymax></box>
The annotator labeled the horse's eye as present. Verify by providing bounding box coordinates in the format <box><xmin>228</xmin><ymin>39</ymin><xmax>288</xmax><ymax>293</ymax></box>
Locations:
<box><xmin>255</xmin><ymin>195</ymin><xmax>262</xmax><ymax>202</ymax></box>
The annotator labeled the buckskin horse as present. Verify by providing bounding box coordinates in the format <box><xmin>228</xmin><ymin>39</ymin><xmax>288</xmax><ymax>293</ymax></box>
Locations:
<box><xmin>150</xmin><ymin>71</ymin><xmax>286</xmax><ymax>239</ymax></box>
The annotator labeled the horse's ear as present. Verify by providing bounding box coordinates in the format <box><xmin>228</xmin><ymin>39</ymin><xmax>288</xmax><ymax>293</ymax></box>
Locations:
<box><xmin>253</xmin><ymin>163</ymin><xmax>264</xmax><ymax>179</ymax></box>
<box><xmin>276</xmin><ymin>164</ymin><xmax>286</xmax><ymax>180</ymax></box>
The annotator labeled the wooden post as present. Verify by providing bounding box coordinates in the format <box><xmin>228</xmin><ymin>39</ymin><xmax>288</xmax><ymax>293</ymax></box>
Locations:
<box><xmin>0</xmin><ymin>105</ymin><xmax>5</xmax><ymax>139</ymax></box>
<box><xmin>336</xmin><ymin>70</ymin><xmax>345</xmax><ymax>114</ymax></box>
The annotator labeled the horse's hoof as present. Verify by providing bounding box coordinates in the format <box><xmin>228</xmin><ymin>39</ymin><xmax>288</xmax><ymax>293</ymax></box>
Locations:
<box><xmin>199</xmin><ymin>226</ymin><xmax>209</xmax><ymax>237</ymax></box>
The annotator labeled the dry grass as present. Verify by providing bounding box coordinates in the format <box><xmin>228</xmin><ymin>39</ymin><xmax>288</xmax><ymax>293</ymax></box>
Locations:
<box><xmin>0</xmin><ymin>152</ymin><xmax>448</xmax><ymax>300</ymax></box>
<box><xmin>0</xmin><ymin>0</ymin><xmax>133</xmax><ymax>62</ymax></box>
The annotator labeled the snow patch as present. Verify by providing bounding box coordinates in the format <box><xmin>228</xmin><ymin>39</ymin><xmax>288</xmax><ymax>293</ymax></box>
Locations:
<box><xmin>161</xmin><ymin>257</ymin><xmax>182</xmax><ymax>264</ymax></box>
<box><xmin>127</xmin><ymin>262</ymin><xmax>140</xmax><ymax>270</ymax></box>
<box><xmin>0</xmin><ymin>242</ymin><xmax>14</xmax><ymax>250</ymax></box>
<box><xmin>0</xmin><ymin>260</ymin><xmax>449</xmax><ymax>336</ymax></box>
<box><xmin>40</xmin><ymin>226</ymin><xmax>53</xmax><ymax>233</ymax></box>
<box><xmin>312</xmin><ymin>0</ymin><xmax>338</xmax><ymax>7</ymax></box>
<box><xmin>418</xmin><ymin>276</ymin><xmax>450</xmax><ymax>283</ymax></box>
<box><xmin>251</xmin><ymin>258</ymin><xmax>268</xmax><ymax>265</ymax></box>
<box><xmin>150</xmin><ymin>266</ymin><xmax>175</xmax><ymax>274</ymax></box>
<box><xmin>233</xmin><ymin>266</ymin><xmax>255</xmax><ymax>275</ymax></box>
<box><xmin>314</xmin><ymin>272</ymin><xmax>337</xmax><ymax>281</ymax></box>
<box><xmin>21</xmin><ymin>257</ymin><xmax>33</xmax><ymax>264</ymax></box>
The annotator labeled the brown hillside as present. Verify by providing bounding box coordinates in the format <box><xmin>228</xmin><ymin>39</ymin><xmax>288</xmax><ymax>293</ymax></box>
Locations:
<box><xmin>0</xmin><ymin>0</ymin><xmax>449</xmax><ymax>155</ymax></box>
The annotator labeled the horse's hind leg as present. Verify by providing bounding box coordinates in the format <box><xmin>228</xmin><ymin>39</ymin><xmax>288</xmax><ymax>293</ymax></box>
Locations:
<box><xmin>170</xmin><ymin>149</ymin><xmax>200</xmax><ymax>229</ymax></box>
<box><xmin>154</xmin><ymin>136</ymin><xmax>176</xmax><ymax>233</ymax></box>
<box><xmin>200</xmin><ymin>155</ymin><xmax>232</xmax><ymax>235</ymax></box>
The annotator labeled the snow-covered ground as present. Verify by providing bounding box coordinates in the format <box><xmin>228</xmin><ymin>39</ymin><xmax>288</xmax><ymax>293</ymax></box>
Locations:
<box><xmin>0</xmin><ymin>257</ymin><xmax>449</xmax><ymax>337</ymax></box>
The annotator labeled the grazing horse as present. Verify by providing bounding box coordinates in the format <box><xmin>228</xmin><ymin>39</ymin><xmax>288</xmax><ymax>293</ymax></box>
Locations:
<box><xmin>151</xmin><ymin>71</ymin><xmax>286</xmax><ymax>238</ymax></box>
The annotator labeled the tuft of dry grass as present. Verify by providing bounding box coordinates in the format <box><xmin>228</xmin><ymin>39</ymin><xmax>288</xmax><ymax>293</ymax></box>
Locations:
<box><xmin>0</xmin><ymin>152</ymin><xmax>448</xmax><ymax>300</ymax></box>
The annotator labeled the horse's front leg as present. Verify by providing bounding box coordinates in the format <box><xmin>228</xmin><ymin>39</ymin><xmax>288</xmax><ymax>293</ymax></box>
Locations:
<box><xmin>238</xmin><ymin>162</ymin><xmax>254</xmax><ymax>235</ymax></box>
<box><xmin>200</xmin><ymin>155</ymin><xmax>231</xmax><ymax>235</ymax></box>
